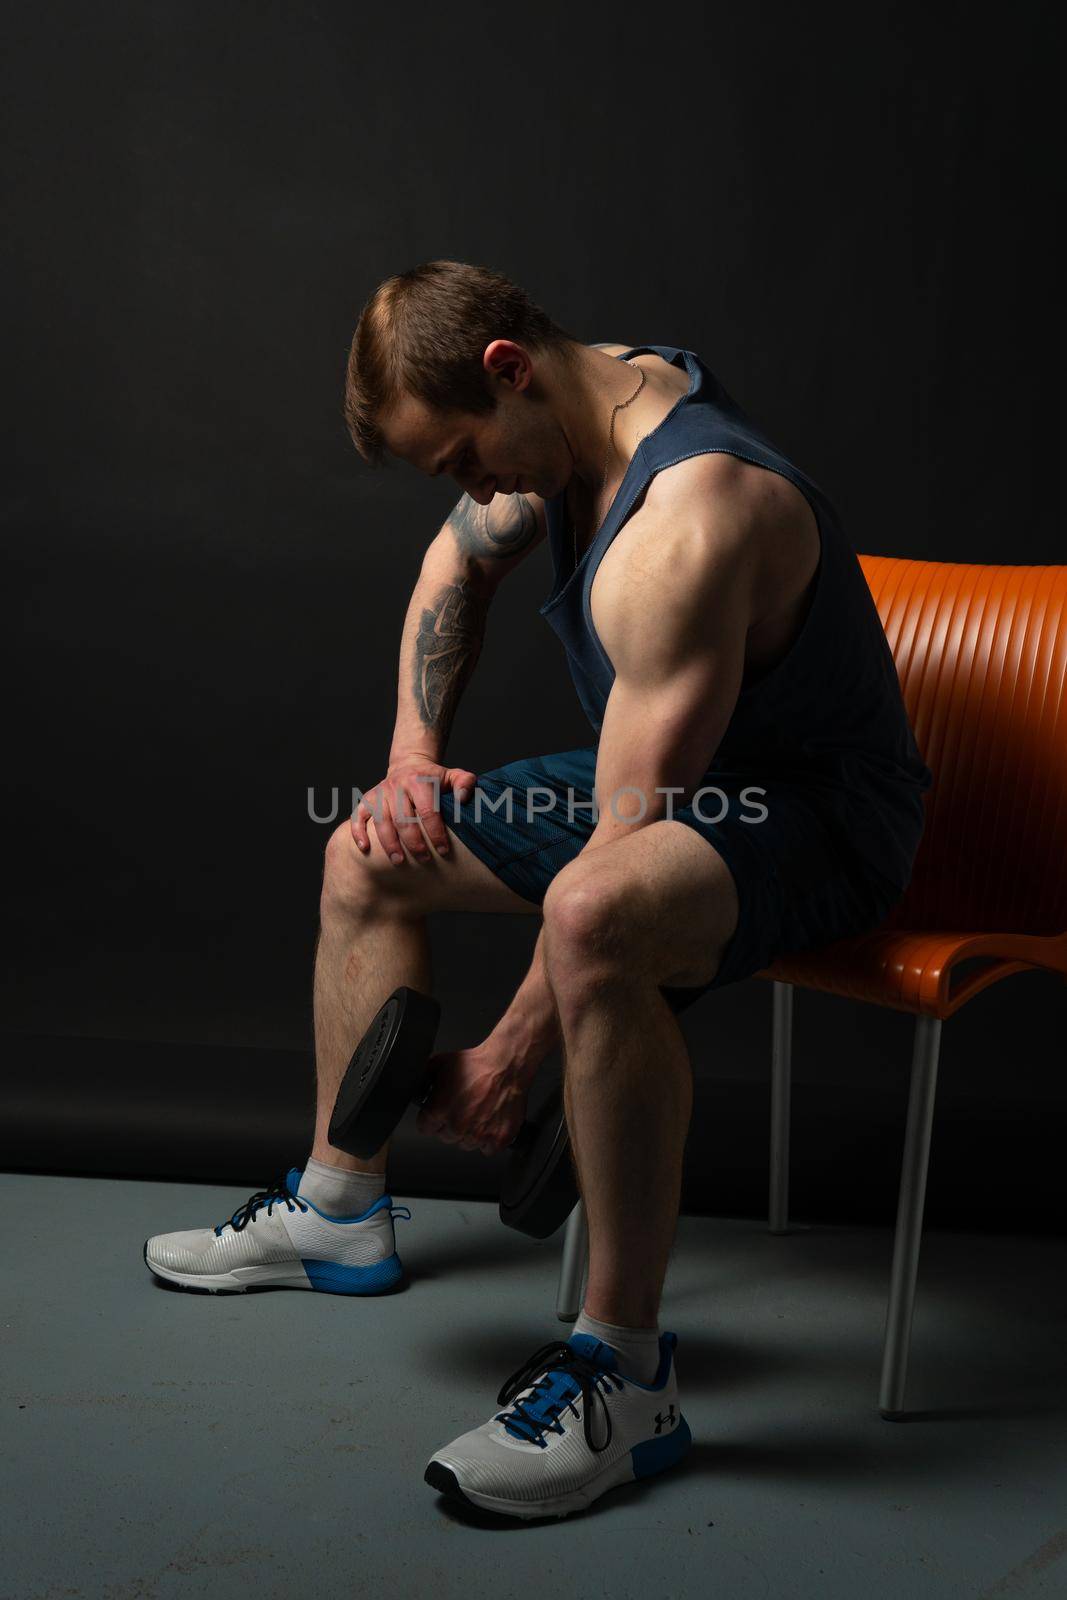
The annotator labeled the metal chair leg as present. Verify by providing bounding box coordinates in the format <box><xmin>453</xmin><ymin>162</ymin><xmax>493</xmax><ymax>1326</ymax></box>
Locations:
<box><xmin>879</xmin><ymin>1012</ymin><xmax>943</xmax><ymax>1419</ymax></box>
<box><xmin>556</xmin><ymin>1200</ymin><xmax>588</xmax><ymax>1322</ymax></box>
<box><xmin>769</xmin><ymin>981</ymin><xmax>794</xmax><ymax>1233</ymax></box>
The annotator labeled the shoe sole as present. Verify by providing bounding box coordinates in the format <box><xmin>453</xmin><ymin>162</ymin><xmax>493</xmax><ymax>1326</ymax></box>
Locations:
<box><xmin>425</xmin><ymin>1415</ymin><xmax>692</xmax><ymax>1520</ymax></box>
<box><xmin>142</xmin><ymin>1241</ymin><xmax>406</xmax><ymax>1296</ymax></box>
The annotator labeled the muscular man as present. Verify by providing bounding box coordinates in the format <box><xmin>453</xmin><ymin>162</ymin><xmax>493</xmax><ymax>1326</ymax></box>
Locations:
<box><xmin>144</xmin><ymin>260</ymin><xmax>932</xmax><ymax>1520</ymax></box>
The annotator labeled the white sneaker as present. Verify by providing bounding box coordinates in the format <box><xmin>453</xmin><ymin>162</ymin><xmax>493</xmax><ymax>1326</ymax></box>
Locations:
<box><xmin>424</xmin><ymin>1331</ymin><xmax>691</xmax><ymax>1520</ymax></box>
<box><xmin>143</xmin><ymin>1167</ymin><xmax>410</xmax><ymax>1295</ymax></box>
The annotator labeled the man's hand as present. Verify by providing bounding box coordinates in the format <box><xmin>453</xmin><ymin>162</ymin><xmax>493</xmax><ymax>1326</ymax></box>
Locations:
<box><xmin>352</xmin><ymin>754</ymin><xmax>477</xmax><ymax>865</ymax></box>
<box><xmin>415</xmin><ymin>1042</ymin><xmax>528</xmax><ymax>1155</ymax></box>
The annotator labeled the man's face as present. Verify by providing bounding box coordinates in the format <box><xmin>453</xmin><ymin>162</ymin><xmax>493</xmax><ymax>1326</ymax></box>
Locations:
<box><xmin>379</xmin><ymin>356</ymin><xmax>569</xmax><ymax>504</ymax></box>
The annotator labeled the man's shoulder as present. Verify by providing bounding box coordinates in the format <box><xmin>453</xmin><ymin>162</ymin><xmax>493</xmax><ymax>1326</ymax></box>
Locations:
<box><xmin>599</xmin><ymin>455</ymin><xmax>757</xmax><ymax>602</ymax></box>
<box><xmin>616</xmin><ymin>451</ymin><xmax>820</xmax><ymax>648</ymax></box>
<box><xmin>641</xmin><ymin>448</ymin><xmax>757</xmax><ymax>528</ymax></box>
<box><xmin>597</xmin><ymin>449</ymin><xmax>800</xmax><ymax>621</ymax></box>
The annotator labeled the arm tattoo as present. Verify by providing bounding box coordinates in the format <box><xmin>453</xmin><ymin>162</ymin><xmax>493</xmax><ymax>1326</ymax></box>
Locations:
<box><xmin>446</xmin><ymin>493</ymin><xmax>538</xmax><ymax>562</ymax></box>
<box><xmin>413</xmin><ymin>576</ymin><xmax>489</xmax><ymax>734</ymax></box>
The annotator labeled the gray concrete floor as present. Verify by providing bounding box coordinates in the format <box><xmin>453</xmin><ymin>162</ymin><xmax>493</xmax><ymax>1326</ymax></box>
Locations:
<box><xmin>2</xmin><ymin>1173</ymin><xmax>1065</xmax><ymax>1600</ymax></box>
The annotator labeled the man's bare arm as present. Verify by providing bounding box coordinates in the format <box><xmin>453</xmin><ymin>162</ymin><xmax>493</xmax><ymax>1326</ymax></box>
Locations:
<box><xmin>584</xmin><ymin>472</ymin><xmax>759</xmax><ymax>847</ymax></box>
<box><xmin>444</xmin><ymin>491</ymin><xmax>544</xmax><ymax>574</ymax></box>
<box><xmin>389</xmin><ymin>490</ymin><xmax>548</xmax><ymax>763</ymax></box>
<box><xmin>484</xmin><ymin>467</ymin><xmax>759</xmax><ymax>1091</ymax></box>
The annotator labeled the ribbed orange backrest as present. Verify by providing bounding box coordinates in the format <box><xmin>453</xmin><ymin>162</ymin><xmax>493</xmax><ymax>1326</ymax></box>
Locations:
<box><xmin>860</xmin><ymin>557</ymin><xmax>1067</xmax><ymax>936</ymax></box>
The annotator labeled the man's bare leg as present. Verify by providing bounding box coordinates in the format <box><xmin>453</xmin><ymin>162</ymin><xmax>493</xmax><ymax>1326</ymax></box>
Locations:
<box><xmin>541</xmin><ymin>821</ymin><xmax>740</xmax><ymax>1328</ymax></box>
<box><xmin>310</xmin><ymin>906</ymin><xmax>431</xmax><ymax>1177</ymax></box>
<box><xmin>310</xmin><ymin>819</ymin><xmax>539</xmax><ymax>1177</ymax></box>
<box><xmin>563</xmin><ymin>979</ymin><xmax>693</xmax><ymax>1327</ymax></box>
<box><xmin>141</xmin><ymin>813</ymin><xmax>546</xmax><ymax>1292</ymax></box>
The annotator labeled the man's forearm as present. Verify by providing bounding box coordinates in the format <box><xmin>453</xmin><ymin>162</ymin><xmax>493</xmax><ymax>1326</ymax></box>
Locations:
<box><xmin>388</xmin><ymin>544</ymin><xmax>493</xmax><ymax>764</ymax></box>
<box><xmin>487</xmin><ymin>799</ymin><xmax>676</xmax><ymax>1082</ymax></box>
<box><xmin>487</xmin><ymin>929</ymin><xmax>562</xmax><ymax>1089</ymax></box>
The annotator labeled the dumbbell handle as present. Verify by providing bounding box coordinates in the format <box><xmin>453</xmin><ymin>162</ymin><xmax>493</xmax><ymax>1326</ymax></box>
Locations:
<box><xmin>410</xmin><ymin>1065</ymin><xmax>536</xmax><ymax>1153</ymax></box>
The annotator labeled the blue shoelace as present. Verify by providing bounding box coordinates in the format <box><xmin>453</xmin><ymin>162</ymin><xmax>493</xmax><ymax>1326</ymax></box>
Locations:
<box><xmin>495</xmin><ymin>1340</ymin><xmax>625</xmax><ymax>1453</ymax></box>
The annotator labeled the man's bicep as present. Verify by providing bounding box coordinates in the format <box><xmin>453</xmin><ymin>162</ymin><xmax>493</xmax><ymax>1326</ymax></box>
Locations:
<box><xmin>594</xmin><ymin>502</ymin><xmax>756</xmax><ymax>686</ymax></box>
<box><xmin>592</xmin><ymin>512</ymin><xmax>755</xmax><ymax>783</ymax></box>
<box><xmin>441</xmin><ymin>490</ymin><xmax>548</xmax><ymax>586</ymax></box>
<box><xmin>597</xmin><ymin>622</ymin><xmax>747</xmax><ymax>801</ymax></box>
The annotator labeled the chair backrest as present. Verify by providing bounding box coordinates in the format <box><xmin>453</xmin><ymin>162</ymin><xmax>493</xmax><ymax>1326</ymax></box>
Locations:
<box><xmin>860</xmin><ymin>556</ymin><xmax>1067</xmax><ymax>936</ymax></box>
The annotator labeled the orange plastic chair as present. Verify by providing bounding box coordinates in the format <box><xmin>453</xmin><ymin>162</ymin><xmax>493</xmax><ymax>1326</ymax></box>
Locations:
<box><xmin>760</xmin><ymin>557</ymin><xmax>1067</xmax><ymax>1417</ymax></box>
<box><xmin>554</xmin><ymin>558</ymin><xmax>1067</xmax><ymax>1420</ymax></box>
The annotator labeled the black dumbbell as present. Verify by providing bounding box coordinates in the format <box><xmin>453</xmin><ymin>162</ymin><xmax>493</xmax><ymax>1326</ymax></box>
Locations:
<box><xmin>328</xmin><ymin>987</ymin><xmax>578</xmax><ymax>1240</ymax></box>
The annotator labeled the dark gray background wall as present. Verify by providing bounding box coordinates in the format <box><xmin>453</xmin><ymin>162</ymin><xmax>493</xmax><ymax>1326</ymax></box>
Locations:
<box><xmin>3</xmin><ymin>2</ymin><xmax>1060</xmax><ymax>1229</ymax></box>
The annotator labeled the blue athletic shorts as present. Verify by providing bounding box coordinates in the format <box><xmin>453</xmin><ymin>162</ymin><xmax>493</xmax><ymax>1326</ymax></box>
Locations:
<box><xmin>442</xmin><ymin>745</ymin><xmax>905</xmax><ymax>1015</ymax></box>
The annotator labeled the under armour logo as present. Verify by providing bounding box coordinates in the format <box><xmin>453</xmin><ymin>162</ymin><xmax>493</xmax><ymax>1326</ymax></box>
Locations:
<box><xmin>653</xmin><ymin>1405</ymin><xmax>677</xmax><ymax>1434</ymax></box>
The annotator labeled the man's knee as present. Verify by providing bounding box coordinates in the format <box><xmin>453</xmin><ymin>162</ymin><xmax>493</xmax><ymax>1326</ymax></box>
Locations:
<box><xmin>320</xmin><ymin>818</ymin><xmax>408</xmax><ymax>921</ymax></box>
<box><xmin>542</xmin><ymin>860</ymin><xmax>636</xmax><ymax>973</ymax></box>
<box><xmin>542</xmin><ymin>853</ymin><xmax>729</xmax><ymax>995</ymax></box>
<box><xmin>320</xmin><ymin>813</ymin><xmax>520</xmax><ymax>924</ymax></box>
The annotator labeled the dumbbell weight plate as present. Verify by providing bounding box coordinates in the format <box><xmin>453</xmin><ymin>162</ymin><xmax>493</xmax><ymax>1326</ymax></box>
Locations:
<box><xmin>329</xmin><ymin>987</ymin><xmax>441</xmax><ymax>1160</ymax></box>
<box><xmin>498</xmin><ymin>1080</ymin><xmax>578</xmax><ymax>1240</ymax></box>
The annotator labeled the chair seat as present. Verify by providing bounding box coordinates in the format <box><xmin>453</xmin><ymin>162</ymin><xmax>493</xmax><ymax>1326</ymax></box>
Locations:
<box><xmin>758</xmin><ymin>926</ymin><xmax>1067</xmax><ymax>1019</ymax></box>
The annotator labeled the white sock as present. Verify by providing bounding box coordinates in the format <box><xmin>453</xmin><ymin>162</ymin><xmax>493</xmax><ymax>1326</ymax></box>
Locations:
<box><xmin>571</xmin><ymin>1309</ymin><xmax>661</xmax><ymax>1384</ymax></box>
<box><xmin>297</xmin><ymin>1156</ymin><xmax>386</xmax><ymax>1217</ymax></box>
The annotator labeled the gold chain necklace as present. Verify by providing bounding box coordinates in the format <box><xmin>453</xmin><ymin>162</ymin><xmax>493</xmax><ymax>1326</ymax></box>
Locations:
<box><xmin>572</xmin><ymin>358</ymin><xmax>647</xmax><ymax>570</ymax></box>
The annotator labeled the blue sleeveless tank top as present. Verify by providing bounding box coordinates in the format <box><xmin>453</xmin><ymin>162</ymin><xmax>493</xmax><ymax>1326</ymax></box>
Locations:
<box><xmin>539</xmin><ymin>344</ymin><xmax>933</xmax><ymax>890</ymax></box>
